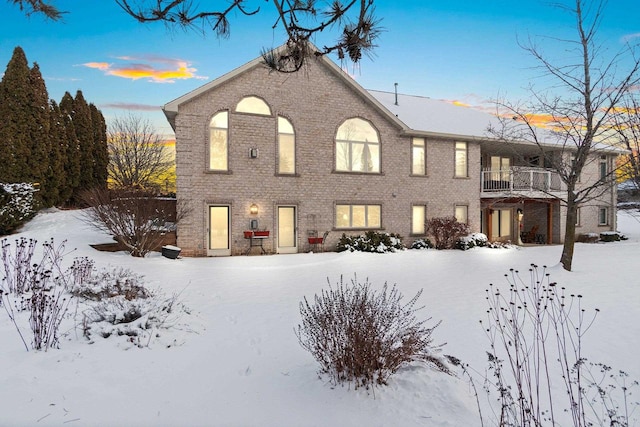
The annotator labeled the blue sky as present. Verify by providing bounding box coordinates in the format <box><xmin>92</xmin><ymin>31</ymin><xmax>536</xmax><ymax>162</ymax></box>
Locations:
<box><xmin>1</xmin><ymin>0</ymin><xmax>638</xmax><ymax>139</ymax></box>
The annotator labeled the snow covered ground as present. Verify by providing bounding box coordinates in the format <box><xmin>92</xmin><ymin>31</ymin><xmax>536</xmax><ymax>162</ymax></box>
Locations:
<box><xmin>1</xmin><ymin>209</ymin><xmax>639</xmax><ymax>426</ymax></box>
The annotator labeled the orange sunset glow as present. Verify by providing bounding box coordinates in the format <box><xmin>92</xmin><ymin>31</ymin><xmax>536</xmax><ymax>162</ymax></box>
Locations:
<box><xmin>83</xmin><ymin>56</ymin><xmax>205</xmax><ymax>83</ymax></box>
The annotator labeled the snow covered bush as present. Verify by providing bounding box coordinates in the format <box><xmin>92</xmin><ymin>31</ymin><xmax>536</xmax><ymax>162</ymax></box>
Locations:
<box><xmin>0</xmin><ymin>183</ymin><xmax>38</xmax><ymax>235</ymax></box>
<box><xmin>410</xmin><ymin>238</ymin><xmax>433</xmax><ymax>250</ymax></box>
<box><xmin>296</xmin><ymin>275</ymin><xmax>450</xmax><ymax>390</ymax></box>
<box><xmin>426</xmin><ymin>217</ymin><xmax>470</xmax><ymax>249</ymax></box>
<box><xmin>599</xmin><ymin>231</ymin><xmax>627</xmax><ymax>242</ymax></box>
<box><xmin>73</xmin><ymin>266</ymin><xmax>189</xmax><ymax>348</ymax></box>
<box><xmin>336</xmin><ymin>231</ymin><xmax>405</xmax><ymax>253</ymax></box>
<box><xmin>455</xmin><ymin>233</ymin><xmax>488</xmax><ymax>250</ymax></box>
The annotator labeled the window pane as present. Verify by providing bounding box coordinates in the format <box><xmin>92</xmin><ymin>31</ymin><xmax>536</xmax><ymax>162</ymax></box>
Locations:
<box><xmin>412</xmin><ymin>138</ymin><xmax>425</xmax><ymax>175</ymax></box>
<box><xmin>367</xmin><ymin>205</ymin><xmax>381</xmax><ymax>228</ymax></box>
<box><xmin>236</xmin><ymin>96</ymin><xmax>271</xmax><ymax>115</ymax></box>
<box><xmin>209</xmin><ymin>112</ymin><xmax>228</xmax><ymax>171</ymax></box>
<box><xmin>500</xmin><ymin>209</ymin><xmax>511</xmax><ymax>237</ymax></box>
<box><xmin>209</xmin><ymin>128</ymin><xmax>228</xmax><ymax>170</ymax></box>
<box><xmin>209</xmin><ymin>206</ymin><xmax>229</xmax><ymax>250</ymax></box>
<box><xmin>455</xmin><ymin>205</ymin><xmax>468</xmax><ymax>223</ymax></box>
<box><xmin>352</xmin><ymin>143</ymin><xmax>364</xmax><ymax>172</ymax></box>
<box><xmin>412</xmin><ymin>205</ymin><xmax>425</xmax><ymax>234</ymax></box>
<box><xmin>352</xmin><ymin>205</ymin><xmax>366</xmax><ymax>228</ymax></box>
<box><xmin>455</xmin><ymin>142</ymin><xmax>467</xmax><ymax>177</ymax></box>
<box><xmin>278</xmin><ymin>134</ymin><xmax>295</xmax><ymax>174</ymax></box>
<box><xmin>278</xmin><ymin>116</ymin><xmax>294</xmax><ymax>134</ymax></box>
<box><xmin>368</xmin><ymin>144</ymin><xmax>380</xmax><ymax>173</ymax></box>
<box><xmin>336</xmin><ymin>142</ymin><xmax>350</xmax><ymax>171</ymax></box>
<box><xmin>336</xmin><ymin>205</ymin><xmax>350</xmax><ymax>228</ymax></box>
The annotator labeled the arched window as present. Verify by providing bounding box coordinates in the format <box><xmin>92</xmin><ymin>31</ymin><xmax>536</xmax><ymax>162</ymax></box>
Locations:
<box><xmin>209</xmin><ymin>111</ymin><xmax>228</xmax><ymax>171</ymax></box>
<box><xmin>335</xmin><ymin>118</ymin><xmax>380</xmax><ymax>173</ymax></box>
<box><xmin>235</xmin><ymin>96</ymin><xmax>271</xmax><ymax>115</ymax></box>
<box><xmin>278</xmin><ymin>116</ymin><xmax>295</xmax><ymax>174</ymax></box>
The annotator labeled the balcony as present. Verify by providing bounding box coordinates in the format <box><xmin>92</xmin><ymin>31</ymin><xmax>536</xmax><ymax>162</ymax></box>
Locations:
<box><xmin>481</xmin><ymin>167</ymin><xmax>566</xmax><ymax>198</ymax></box>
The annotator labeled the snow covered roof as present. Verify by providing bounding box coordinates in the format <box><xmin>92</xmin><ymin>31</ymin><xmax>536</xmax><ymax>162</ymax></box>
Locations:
<box><xmin>367</xmin><ymin>90</ymin><xmax>502</xmax><ymax>140</ymax></box>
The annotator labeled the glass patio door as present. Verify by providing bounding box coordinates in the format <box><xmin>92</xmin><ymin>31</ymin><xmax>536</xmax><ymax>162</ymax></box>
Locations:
<box><xmin>277</xmin><ymin>206</ymin><xmax>297</xmax><ymax>254</ymax></box>
<box><xmin>208</xmin><ymin>206</ymin><xmax>231</xmax><ymax>256</ymax></box>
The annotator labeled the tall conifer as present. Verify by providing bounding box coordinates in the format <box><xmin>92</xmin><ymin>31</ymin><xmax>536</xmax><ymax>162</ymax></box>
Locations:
<box><xmin>45</xmin><ymin>100</ymin><xmax>66</xmax><ymax>205</ymax></box>
<box><xmin>27</xmin><ymin>63</ymin><xmax>50</xmax><ymax>195</ymax></box>
<box><xmin>59</xmin><ymin>91</ymin><xmax>81</xmax><ymax>201</ymax></box>
<box><xmin>0</xmin><ymin>47</ymin><xmax>32</xmax><ymax>182</ymax></box>
<box><xmin>72</xmin><ymin>90</ymin><xmax>94</xmax><ymax>191</ymax></box>
<box><xmin>90</xmin><ymin>103</ymin><xmax>108</xmax><ymax>188</ymax></box>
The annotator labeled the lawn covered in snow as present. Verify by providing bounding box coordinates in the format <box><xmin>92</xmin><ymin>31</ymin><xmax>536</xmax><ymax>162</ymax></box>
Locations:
<box><xmin>1</xmin><ymin>209</ymin><xmax>639</xmax><ymax>426</ymax></box>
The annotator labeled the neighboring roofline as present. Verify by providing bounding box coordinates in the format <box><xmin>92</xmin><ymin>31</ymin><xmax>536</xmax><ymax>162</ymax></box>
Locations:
<box><xmin>162</xmin><ymin>44</ymin><xmax>410</xmax><ymax>133</ymax></box>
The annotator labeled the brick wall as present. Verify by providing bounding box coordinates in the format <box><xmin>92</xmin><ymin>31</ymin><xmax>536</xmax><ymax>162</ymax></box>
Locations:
<box><xmin>174</xmin><ymin>57</ymin><xmax>481</xmax><ymax>256</ymax></box>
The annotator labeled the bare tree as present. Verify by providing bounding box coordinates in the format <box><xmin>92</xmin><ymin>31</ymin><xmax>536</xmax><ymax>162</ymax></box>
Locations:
<box><xmin>107</xmin><ymin>112</ymin><xmax>173</xmax><ymax>191</ymax></box>
<box><xmin>613</xmin><ymin>93</ymin><xmax>640</xmax><ymax>192</ymax></box>
<box><xmin>491</xmin><ymin>0</ymin><xmax>640</xmax><ymax>271</ymax></box>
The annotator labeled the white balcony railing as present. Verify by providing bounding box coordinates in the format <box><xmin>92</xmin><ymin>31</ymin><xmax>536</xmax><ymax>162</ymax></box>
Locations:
<box><xmin>481</xmin><ymin>167</ymin><xmax>565</xmax><ymax>195</ymax></box>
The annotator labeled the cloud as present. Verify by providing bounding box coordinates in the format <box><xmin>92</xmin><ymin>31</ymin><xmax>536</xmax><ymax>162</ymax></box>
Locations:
<box><xmin>81</xmin><ymin>55</ymin><xmax>208</xmax><ymax>83</ymax></box>
<box><xmin>621</xmin><ymin>33</ymin><xmax>640</xmax><ymax>43</ymax></box>
<box><xmin>100</xmin><ymin>102</ymin><xmax>163</xmax><ymax>111</ymax></box>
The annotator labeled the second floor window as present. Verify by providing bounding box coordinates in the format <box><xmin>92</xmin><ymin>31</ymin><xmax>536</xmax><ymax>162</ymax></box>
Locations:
<box><xmin>412</xmin><ymin>137</ymin><xmax>426</xmax><ymax>175</ymax></box>
<box><xmin>600</xmin><ymin>155</ymin><xmax>608</xmax><ymax>180</ymax></box>
<box><xmin>455</xmin><ymin>142</ymin><xmax>468</xmax><ymax>177</ymax></box>
<box><xmin>278</xmin><ymin>116</ymin><xmax>295</xmax><ymax>174</ymax></box>
<box><xmin>209</xmin><ymin>111</ymin><xmax>228</xmax><ymax>171</ymax></box>
<box><xmin>336</xmin><ymin>118</ymin><xmax>380</xmax><ymax>173</ymax></box>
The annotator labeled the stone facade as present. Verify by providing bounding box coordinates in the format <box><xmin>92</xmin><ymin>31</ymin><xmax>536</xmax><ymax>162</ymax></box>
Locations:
<box><xmin>167</xmin><ymin>52</ymin><xmax>618</xmax><ymax>256</ymax></box>
<box><xmin>170</xmin><ymin>56</ymin><xmax>480</xmax><ymax>256</ymax></box>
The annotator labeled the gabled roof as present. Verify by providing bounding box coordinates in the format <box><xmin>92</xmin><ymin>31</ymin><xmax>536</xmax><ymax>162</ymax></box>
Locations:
<box><xmin>162</xmin><ymin>45</ymin><xmax>408</xmax><ymax>133</ymax></box>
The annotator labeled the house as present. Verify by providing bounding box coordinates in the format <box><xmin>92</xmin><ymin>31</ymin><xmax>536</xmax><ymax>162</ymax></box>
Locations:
<box><xmin>163</xmin><ymin>47</ymin><xmax>620</xmax><ymax>256</ymax></box>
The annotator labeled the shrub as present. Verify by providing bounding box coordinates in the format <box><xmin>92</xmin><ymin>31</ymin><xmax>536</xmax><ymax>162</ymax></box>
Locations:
<box><xmin>1</xmin><ymin>238</ymin><xmax>80</xmax><ymax>351</ymax></box>
<box><xmin>0</xmin><ymin>183</ymin><xmax>38</xmax><ymax>236</ymax></box>
<box><xmin>600</xmin><ymin>231</ymin><xmax>627</xmax><ymax>242</ymax></box>
<box><xmin>474</xmin><ymin>265</ymin><xmax>638</xmax><ymax>426</ymax></box>
<box><xmin>455</xmin><ymin>233</ymin><xmax>488</xmax><ymax>250</ymax></box>
<box><xmin>410</xmin><ymin>238</ymin><xmax>433</xmax><ymax>250</ymax></box>
<box><xmin>296</xmin><ymin>275</ymin><xmax>450</xmax><ymax>390</ymax></box>
<box><xmin>426</xmin><ymin>217</ymin><xmax>470</xmax><ymax>249</ymax></box>
<box><xmin>80</xmin><ymin>187</ymin><xmax>186</xmax><ymax>257</ymax></box>
<box><xmin>336</xmin><ymin>231</ymin><xmax>404</xmax><ymax>253</ymax></box>
<box><xmin>74</xmin><ymin>266</ymin><xmax>189</xmax><ymax>348</ymax></box>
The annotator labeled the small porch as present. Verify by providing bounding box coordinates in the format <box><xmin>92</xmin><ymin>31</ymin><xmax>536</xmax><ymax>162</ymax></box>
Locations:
<box><xmin>481</xmin><ymin>198</ymin><xmax>562</xmax><ymax>245</ymax></box>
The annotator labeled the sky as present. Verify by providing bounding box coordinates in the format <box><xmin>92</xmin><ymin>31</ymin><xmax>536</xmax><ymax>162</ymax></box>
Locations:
<box><xmin>1</xmin><ymin>0</ymin><xmax>639</xmax><ymax>139</ymax></box>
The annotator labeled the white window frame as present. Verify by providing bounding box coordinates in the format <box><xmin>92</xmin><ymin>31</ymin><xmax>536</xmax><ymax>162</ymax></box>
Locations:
<box><xmin>335</xmin><ymin>118</ymin><xmax>380</xmax><ymax>173</ymax></box>
<box><xmin>455</xmin><ymin>142</ymin><xmax>468</xmax><ymax>178</ymax></box>
<box><xmin>277</xmin><ymin>116</ymin><xmax>296</xmax><ymax>175</ymax></box>
<box><xmin>455</xmin><ymin>204</ymin><xmax>468</xmax><ymax>224</ymax></box>
<box><xmin>411</xmin><ymin>205</ymin><xmax>426</xmax><ymax>235</ymax></box>
<box><xmin>209</xmin><ymin>111</ymin><xmax>229</xmax><ymax>171</ymax></box>
<box><xmin>335</xmin><ymin>204</ymin><xmax>381</xmax><ymax>229</ymax></box>
<box><xmin>411</xmin><ymin>137</ymin><xmax>426</xmax><ymax>175</ymax></box>
<box><xmin>598</xmin><ymin>206</ymin><xmax>609</xmax><ymax>226</ymax></box>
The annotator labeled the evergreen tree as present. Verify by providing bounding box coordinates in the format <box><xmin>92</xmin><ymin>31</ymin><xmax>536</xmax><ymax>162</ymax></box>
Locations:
<box><xmin>90</xmin><ymin>103</ymin><xmax>108</xmax><ymax>188</ymax></box>
<box><xmin>0</xmin><ymin>47</ymin><xmax>32</xmax><ymax>183</ymax></box>
<box><xmin>27</xmin><ymin>62</ymin><xmax>50</xmax><ymax>199</ymax></box>
<box><xmin>59</xmin><ymin>91</ymin><xmax>81</xmax><ymax>202</ymax></box>
<box><xmin>44</xmin><ymin>100</ymin><xmax>66</xmax><ymax>205</ymax></box>
<box><xmin>72</xmin><ymin>90</ymin><xmax>94</xmax><ymax>192</ymax></box>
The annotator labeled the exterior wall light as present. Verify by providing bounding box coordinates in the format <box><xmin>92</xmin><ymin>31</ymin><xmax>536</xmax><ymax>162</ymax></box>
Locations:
<box><xmin>250</xmin><ymin>203</ymin><xmax>258</xmax><ymax>215</ymax></box>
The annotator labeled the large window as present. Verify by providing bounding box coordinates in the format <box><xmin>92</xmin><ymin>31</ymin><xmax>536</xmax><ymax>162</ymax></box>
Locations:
<box><xmin>235</xmin><ymin>96</ymin><xmax>271</xmax><ymax>115</ymax></box>
<box><xmin>336</xmin><ymin>204</ymin><xmax>381</xmax><ymax>229</ymax></box>
<box><xmin>412</xmin><ymin>205</ymin><xmax>426</xmax><ymax>234</ymax></box>
<box><xmin>278</xmin><ymin>116</ymin><xmax>295</xmax><ymax>174</ymax></box>
<box><xmin>412</xmin><ymin>137</ymin><xmax>426</xmax><ymax>175</ymax></box>
<box><xmin>455</xmin><ymin>142</ymin><xmax>468</xmax><ymax>177</ymax></box>
<box><xmin>209</xmin><ymin>111</ymin><xmax>228</xmax><ymax>171</ymax></box>
<box><xmin>336</xmin><ymin>118</ymin><xmax>380</xmax><ymax>173</ymax></box>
